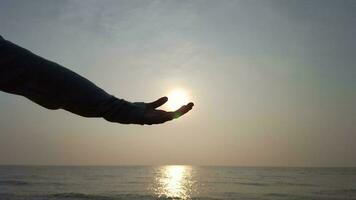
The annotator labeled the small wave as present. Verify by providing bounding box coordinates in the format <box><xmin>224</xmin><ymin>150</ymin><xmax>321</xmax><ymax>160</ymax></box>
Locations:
<box><xmin>273</xmin><ymin>181</ymin><xmax>318</xmax><ymax>187</ymax></box>
<box><xmin>0</xmin><ymin>180</ymin><xmax>66</xmax><ymax>187</ymax></box>
<box><xmin>49</xmin><ymin>193</ymin><xmax>111</xmax><ymax>199</ymax></box>
<box><xmin>0</xmin><ymin>180</ymin><xmax>29</xmax><ymax>186</ymax></box>
<box><xmin>340</xmin><ymin>188</ymin><xmax>356</xmax><ymax>193</ymax></box>
<box><xmin>48</xmin><ymin>193</ymin><xmax>177</xmax><ymax>200</ymax></box>
<box><xmin>0</xmin><ymin>193</ymin><xmax>39</xmax><ymax>200</ymax></box>
<box><xmin>266</xmin><ymin>193</ymin><xmax>315</xmax><ymax>200</ymax></box>
<box><xmin>316</xmin><ymin>188</ymin><xmax>356</xmax><ymax>196</ymax></box>
<box><xmin>267</xmin><ymin>193</ymin><xmax>291</xmax><ymax>197</ymax></box>
<box><xmin>235</xmin><ymin>182</ymin><xmax>269</xmax><ymax>186</ymax></box>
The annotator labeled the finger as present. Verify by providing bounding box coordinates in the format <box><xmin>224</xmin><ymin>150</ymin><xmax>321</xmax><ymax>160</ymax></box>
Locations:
<box><xmin>149</xmin><ymin>96</ymin><xmax>168</xmax><ymax>108</ymax></box>
<box><xmin>171</xmin><ymin>102</ymin><xmax>194</xmax><ymax>119</ymax></box>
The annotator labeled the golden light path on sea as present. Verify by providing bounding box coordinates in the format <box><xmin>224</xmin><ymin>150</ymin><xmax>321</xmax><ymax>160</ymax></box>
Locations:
<box><xmin>152</xmin><ymin>165</ymin><xmax>195</xmax><ymax>199</ymax></box>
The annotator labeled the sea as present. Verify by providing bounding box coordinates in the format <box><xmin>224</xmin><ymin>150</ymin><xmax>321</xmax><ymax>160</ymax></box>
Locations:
<box><xmin>0</xmin><ymin>166</ymin><xmax>355</xmax><ymax>200</ymax></box>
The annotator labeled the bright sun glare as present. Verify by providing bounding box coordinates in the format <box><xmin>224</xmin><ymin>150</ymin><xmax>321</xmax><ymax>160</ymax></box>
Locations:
<box><xmin>166</xmin><ymin>89</ymin><xmax>190</xmax><ymax>111</ymax></box>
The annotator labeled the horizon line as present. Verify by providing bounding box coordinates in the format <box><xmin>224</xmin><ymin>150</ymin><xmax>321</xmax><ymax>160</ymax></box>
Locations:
<box><xmin>0</xmin><ymin>164</ymin><xmax>355</xmax><ymax>168</ymax></box>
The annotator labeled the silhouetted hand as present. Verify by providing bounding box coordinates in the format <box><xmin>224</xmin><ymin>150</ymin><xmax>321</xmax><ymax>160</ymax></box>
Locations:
<box><xmin>135</xmin><ymin>97</ymin><xmax>194</xmax><ymax>125</ymax></box>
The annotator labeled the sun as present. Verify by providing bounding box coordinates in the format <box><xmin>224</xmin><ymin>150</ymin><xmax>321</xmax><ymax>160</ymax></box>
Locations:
<box><xmin>165</xmin><ymin>89</ymin><xmax>190</xmax><ymax>111</ymax></box>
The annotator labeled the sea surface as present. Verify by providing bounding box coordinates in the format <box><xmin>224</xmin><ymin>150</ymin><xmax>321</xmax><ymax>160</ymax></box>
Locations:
<box><xmin>0</xmin><ymin>166</ymin><xmax>355</xmax><ymax>200</ymax></box>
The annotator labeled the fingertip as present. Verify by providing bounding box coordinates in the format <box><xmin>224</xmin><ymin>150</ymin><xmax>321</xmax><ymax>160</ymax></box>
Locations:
<box><xmin>151</xmin><ymin>96</ymin><xmax>168</xmax><ymax>108</ymax></box>
<box><xmin>159</xmin><ymin>96</ymin><xmax>168</xmax><ymax>103</ymax></box>
<box><xmin>159</xmin><ymin>96</ymin><xmax>168</xmax><ymax>102</ymax></box>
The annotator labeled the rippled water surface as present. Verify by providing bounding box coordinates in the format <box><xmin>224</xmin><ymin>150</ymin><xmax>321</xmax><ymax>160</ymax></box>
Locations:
<box><xmin>0</xmin><ymin>166</ymin><xmax>355</xmax><ymax>200</ymax></box>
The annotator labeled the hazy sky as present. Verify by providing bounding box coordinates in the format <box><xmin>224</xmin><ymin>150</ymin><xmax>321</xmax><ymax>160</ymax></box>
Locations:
<box><xmin>0</xmin><ymin>0</ymin><xmax>355</xmax><ymax>166</ymax></box>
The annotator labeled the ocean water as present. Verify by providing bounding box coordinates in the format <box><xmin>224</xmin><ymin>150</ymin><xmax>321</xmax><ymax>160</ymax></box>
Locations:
<box><xmin>0</xmin><ymin>166</ymin><xmax>355</xmax><ymax>200</ymax></box>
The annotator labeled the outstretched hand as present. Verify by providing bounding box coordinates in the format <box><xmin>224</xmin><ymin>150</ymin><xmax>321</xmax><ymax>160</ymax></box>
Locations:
<box><xmin>137</xmin><ymin>97</ymin><xmax>194</xmax><ymax>125</ymax></box>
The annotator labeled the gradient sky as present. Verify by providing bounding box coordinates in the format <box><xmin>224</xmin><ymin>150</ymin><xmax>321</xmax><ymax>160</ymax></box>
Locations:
<box><xmin>0</xmin><ymin>0</ymin><xmax>355</xmax><ymax>166</ymax></box>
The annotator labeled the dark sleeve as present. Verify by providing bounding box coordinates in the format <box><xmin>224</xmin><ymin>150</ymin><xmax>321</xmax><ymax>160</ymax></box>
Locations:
<box><xmin>0</xmin><ymin>35</ymin><xmax>144</xmax><ymax>124</ymax></box>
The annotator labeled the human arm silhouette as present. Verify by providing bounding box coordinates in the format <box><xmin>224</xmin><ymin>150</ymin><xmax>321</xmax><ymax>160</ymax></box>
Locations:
<box><xmin>0</xmin><ymin>35</ymin><xmax>193</xmax><ymax>125</ymax></box>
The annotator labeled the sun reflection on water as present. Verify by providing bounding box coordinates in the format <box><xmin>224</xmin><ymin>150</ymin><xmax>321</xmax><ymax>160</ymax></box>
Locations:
<box><xmin>152</xmin><ymin>165</ymin><xmax>195</xmax><ymax>199</ymax></box>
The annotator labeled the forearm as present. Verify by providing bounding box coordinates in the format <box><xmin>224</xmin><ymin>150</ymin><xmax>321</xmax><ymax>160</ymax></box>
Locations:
<box><xmin>0</xmin><ymin>36</ymin><xmax>144</xmax><ymax>124</ymax></box>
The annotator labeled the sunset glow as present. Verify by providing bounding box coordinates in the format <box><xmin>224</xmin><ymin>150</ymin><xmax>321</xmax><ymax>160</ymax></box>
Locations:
<box><xmin>166</xmin><ymin>89</ymin><xmax>190</xmax><ymax>111</ymax></box>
